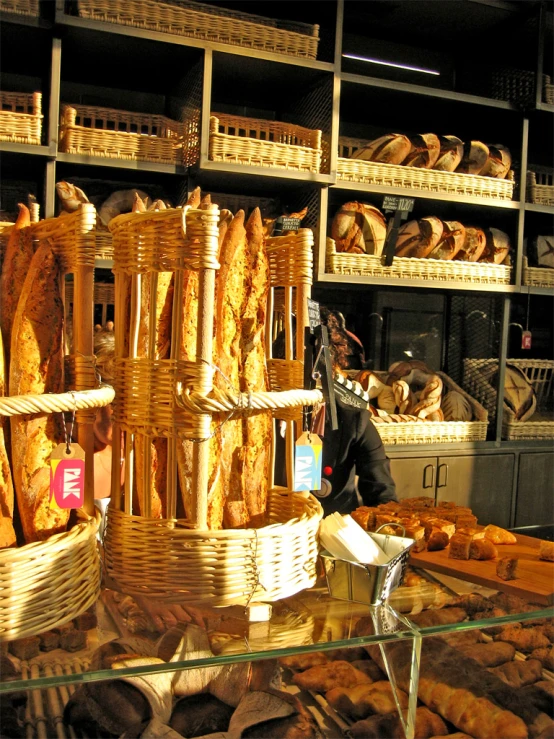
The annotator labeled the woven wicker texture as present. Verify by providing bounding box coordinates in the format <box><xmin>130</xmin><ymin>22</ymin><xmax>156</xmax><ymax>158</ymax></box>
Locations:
<box><xmin>0</xmin><ymin>0</ymin><xmax>38</xmax><ymax>14</ymax></box>
<box><xmin>59</xmin><ymin>104</ymin><xmax>185</xmax><ymax>164</ymax></box>
<box><xmin>545</xmin><ymin>75</ymin><xmax>554</xmax><ymax>105</ymax></box>
<box><xmin>370</xmin><ymin>371</ymin><xmax>488</xmax><ymax>445</ymax></box>
<box><xmin>522</xmin><ymin>256</ymin><xmax>554</xmax><ymax>288</ymax></box>
<box><xmin>463</xmin><ymin>358</ymin><xmax>554</xmax><ymax>440</ymax></box>
<box><xmin>31</xmin><ymin>204</ymin><xmax>97</xmax><ymax>270</ymax></box>
<box><xmin>326</xmin><ymin>238</ymin><xmax>511</xmax><ymax>285</ymax></box>
<box><xmin>0</xmin><ymin>511</ymin><xmax>100</xmax><ymax>641</ymax></box>
<box><xmin>527</xmin><ymin>169</ymin><xmax>554</xmax><ymax>206</ymax></box>
<box><xmin>0</xmin><ymin>91</ymin><xmax>42</xmax><ymax>145</ymax></box>
<box><xmin>209</xmin><ymin>114</ymin><xmax>322</xmax><ymax>173</ymax></box>
<box><xmin>490</xmin><ymin>66</ymin><xmax>535</xmax><ymax>105</ymax></box>
<box><xmin>65</xmin><ymin>281</ymin><xmax>115</xmax><ymax>307</ymax></box>
<box><xmin>103</xmin><ymin>490</ymin><xmax>322</xmax><ymax>605</ymax></box>
<box><xmin>77</xmin><ymin>0</ymin><xmax>319</xmax><ymax>59</ymax></box>
<box><xmin>338</xmin><ymin>137</ymin><xmax>515</xmax><ymax>201</ymax></box>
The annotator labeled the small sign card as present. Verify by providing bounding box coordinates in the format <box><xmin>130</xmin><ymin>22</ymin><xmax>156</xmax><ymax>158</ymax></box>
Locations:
<box><xmin>50</xmin><ymin>443</ymin><xmax>85</xmax><ymax>509</ymax></box>
<box><xmin>294</xmin><ymin>432</ymin><xmax>323</xmax><ymax>492</ymax></box>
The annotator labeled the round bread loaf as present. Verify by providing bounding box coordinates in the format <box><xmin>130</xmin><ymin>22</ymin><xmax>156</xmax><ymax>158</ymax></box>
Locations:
<box><xmin>428</xmin><ymin>221</ymin><xmax>466</xmax><ymax>260</ymax></box>
<box><xmin>455</xmin><ymin>226</ymin><xmax>487</xmax><ymax>262</ymax></box>
<box><xmin>350</xmin><ymin>133</ymin><xmax>411</xmax><ymax>165</ymax></box>
<box><xmin>331</xmin><ymin>201</ymin><xmax>387</xmax><ymax>255</ymax></box>
<box><xmin>480</xmin><ymin>228</ymin><xmax>511</xmax><ymax>264</ymax></box>
<box><xmin>456</xmin><ymin>141</ymin><xmax>489</xmax><ymax>175</ymax></box>
<box><xmin>433</xmin><ymin>135</ymin><xmax>464</xmax><ymax>172</ymax></box>
<box><xmin>170</xmin><ymin>694</ymin><xmax>234</xmax><ymax>738</ymax></box>
<box><xmin>442</xmin><ymin>390</ymin><xmax>472</xmax><ymax>421</ymax></box>
<box><xmin>403</xmin><ymin>133</ymin><xmax>441</xmax><ymax>168</ymax></box>
<box><xmin>395</xmin><ymin>216</ymin><xmax>443</xmax><ymax>258</ymax></box>
<box><xmin>480</xmin><ymin>144</ymin><xmax>512</xmax><ymax>179</ymax></box>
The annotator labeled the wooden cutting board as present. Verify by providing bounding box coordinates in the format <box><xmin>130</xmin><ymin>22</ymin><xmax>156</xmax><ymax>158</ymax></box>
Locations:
<box><xmin>410</xmin><ymin>533</ymin><xmax>554</xmax><ymax>606</ymax></box>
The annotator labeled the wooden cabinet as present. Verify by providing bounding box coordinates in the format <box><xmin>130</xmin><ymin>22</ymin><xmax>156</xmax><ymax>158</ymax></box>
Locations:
<box><xmin>515</xmin><ymin>452</ymin><xmax>554</xmax><ymax>527</ymax></box>
<box><xmin>389</xmin><ymin>457</ymin><xmax>436</xmax><ymax>502</ymax></box>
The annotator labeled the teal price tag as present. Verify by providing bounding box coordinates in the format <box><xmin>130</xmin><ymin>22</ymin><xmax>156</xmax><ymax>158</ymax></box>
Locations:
<box><xmin>294</xmin><ymin>432</ymin><xmax>323</xmax><ymax>492</ymax></box>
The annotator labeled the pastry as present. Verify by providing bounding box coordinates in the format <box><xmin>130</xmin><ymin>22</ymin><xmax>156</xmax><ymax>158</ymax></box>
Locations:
<box><xmin>530</xmin><ymin>644</ymin><xmax>554</xmax><ymax>671</ymax></box>
<box><xmin>448</xmin><ymin>533</ymin><xmax>472</xmax><ymax>560</ymax></box>
<box><xmin>497</xmin><ymin>556</ymin><xmax>519</xmax><ymax>580</ymax></box>
<box><xmin>484</xmin><ymin>524</ymin><xmax>517</xmax><ymax>545</ymax></box>
<box><xmin>494</xmin><ymin>626</ymin><xmax>550</xmax><ymax>653</ymax></box>
<box><xmin>279</xmin><ymin>653</ymin><xmax>329</xmax><ymax>671</ymax></box>
<box><xmin>489</xmin><ymin>659</ymin><xmax>543</xmax><ymax>689</ymax></box>
<box><xmin>458</xmin><ymin>641</ymin><xmax>515</xmax><ymax>667</ymax></box>
<box><xmin>539</xmin><ymin>540</ymin><xmax>554</xmax><ymax>562</ymax></box>
<box><xmin>326</xmin><ymin>680</ymin><xmax>409</xmax><ymax>720</ymax></box>
<box><xmin>469</xmin><ymin>539</ymin><xmax>498</xmax><ymax>560</ymax></box>
<box><xmin>292</xmin><ymin>660</ymin><xmax>372</xmax><ymax>692</ymax></box>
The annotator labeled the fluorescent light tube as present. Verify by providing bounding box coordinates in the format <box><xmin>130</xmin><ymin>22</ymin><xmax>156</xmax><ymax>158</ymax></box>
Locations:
<box><xmin>343</xmin><ymin>53</ymin><xmax>440</xmax><ymax>76</ymax></box>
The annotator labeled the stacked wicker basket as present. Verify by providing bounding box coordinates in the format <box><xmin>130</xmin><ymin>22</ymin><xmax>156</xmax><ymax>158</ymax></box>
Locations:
<box><xmin>103</xmin><ymin>202</ymin><xmax>323</xmax><ymax>606</ymax></box>
<box><xmin>0</xmin><ymin>91</ymin><xmax>42</xmax><ymax>146</ymax></box>
<box><xmin>0</xmin><ymin>206</ymin><xmax>114</xmax><ymax>641</ymax></box>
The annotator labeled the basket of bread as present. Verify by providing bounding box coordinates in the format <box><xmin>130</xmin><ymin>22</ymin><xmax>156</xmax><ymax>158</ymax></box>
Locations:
<box><xmin>58</xmin><ymin>103</ymin><xmax>187</xmax><ymax>165</ymax></box>
<box><xmin>340</xmin><ymin>360</ymin><xmax>488</xmax><ymax>445</ymax></box>
<box><xmin>209</xmin><ymin>113</ymin><xmax>322</xmax><ymax>173</ymax></box>
<box><xmin>464</xmin><ymin>358</ymin><xmax>554</xmax><ymax>440</ymax></box>
<box><xmin>523</xmin><ymin>235</ymin><xmax>554</xmax><ymax>288</ymax></box>
<box><xmin>0</xmin><ymin>203</ymin><xmax>115</xmax><ymax>641</ymax></box>
<box><xmin>76</xmin><ymin>0</ymin><xmax>319</xmax><ymax>59</ymax></box>
<box><xmin>527</xmin><ymin>167</ymin><xmax>554</xmax><ymax>207</ymax></box>
<box><xmin>327</xmin><ymin>202</ymin><xmax>512</xmax><ymax>286</ymax></box>
<box><xmin>338</xmin><ymin>134</ymin><xmax>515</xmax><ymax>201</ymax></box>
<box><xmin>0</xmin><ymin>0</ymin><xmax>38</xmax><ymax>15</ymax></box>
<box><xmin>102</xmin><ymin>188</ymin><xmax>323</xmax><ymax>605</ymax></box>
<box><xmin>0</xmin><ymin>91</ymin><xmax>42</xmax><ymax>146</ymax></box>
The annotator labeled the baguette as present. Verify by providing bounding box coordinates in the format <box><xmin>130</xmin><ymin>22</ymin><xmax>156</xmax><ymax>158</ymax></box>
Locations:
<box><xmin>9</xmin><ymin>243</ymin><xmax>67</xmax><ymax>543</ymax></box>
<box><xmin>241</xmin><ymin>208</ymin><xmax>271</xmax><ymax>528</ymax></box>
<box><xmin>0</xmin><ymin>330</ymin><xmax>16</xmax><ymax>548</ymax></box>
<box><xmin>0</xmin><ymin>203</ymin><xmax>34</xmax><ymax>363</ymax></box>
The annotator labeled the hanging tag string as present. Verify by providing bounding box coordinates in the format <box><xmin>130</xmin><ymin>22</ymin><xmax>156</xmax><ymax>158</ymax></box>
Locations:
<box><xmin>65</xmin><ymin>391</ymin><xmax>77</xmax><ymax>454</ymax></box>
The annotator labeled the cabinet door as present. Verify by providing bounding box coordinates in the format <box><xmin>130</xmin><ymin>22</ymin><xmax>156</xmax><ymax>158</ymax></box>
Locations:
<box><xmin>389</xmin><ymin>458</ymin><xmax>437</xmax><ymax>502</ymax></box>
<box><xmin>515</xmin><ymin>453</ymin><xmax>554</xmax><ymax>527</ymax></box>
<box><xmin>435</xmin><ymin>455</ymin><xmax>514</xmax><ymax>528</ymax></box>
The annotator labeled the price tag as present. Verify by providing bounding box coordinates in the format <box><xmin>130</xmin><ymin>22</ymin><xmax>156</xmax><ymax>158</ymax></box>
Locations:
<box><xmin>381</xmin><ymin>196</ymin><xmax>415</xmax><ymax>266</ymax></box>
<box><xmin>294</xmin><ymin>432</ymin><xmax>323</xmax><ymax>492</ymax></box>
<box><xmin>50</xmin><ymin>443</ymin><xmax>85</xmax><ymax>509</ymax></box>
<box><xmin>272</xmin><ymin>216</ymin><xmax>302</xmax><ymax>236</ymax></box>
<box><xmin>307</xmin><ymin>298</ymin><xmax>321</xmax><ymax>332</ymax></box>
<box><xmin>382</xmin><ymin>196</ymin><xmax>415</xmax><ymax>213</ymax></box>
<box><xmin>521</xmin><ymin>330</ymin><xmax>532</xmax><ymax>350</ymax></box>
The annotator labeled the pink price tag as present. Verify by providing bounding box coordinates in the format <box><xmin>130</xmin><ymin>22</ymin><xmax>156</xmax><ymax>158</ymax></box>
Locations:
<box><xmin>521</xmin><ymin>330</ymin><xmax>532</xmax><ymax>350</ymax></box>
<box><xmin>50</xmin><ymin>443</ymin><xmax>85</xmax><ymax>509</ymax></box>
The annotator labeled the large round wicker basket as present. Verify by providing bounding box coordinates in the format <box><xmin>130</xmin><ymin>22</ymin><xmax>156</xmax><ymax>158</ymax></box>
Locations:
<box><xmin>103</xmin><ymin>489</ymin><xmax>323</xmax><ymax>606</ymax></box>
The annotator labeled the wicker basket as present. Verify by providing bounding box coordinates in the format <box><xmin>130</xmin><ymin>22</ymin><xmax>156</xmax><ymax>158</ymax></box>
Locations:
<box><xmin>209</xmin><ymin>114</ymin><xmax>322</xmax><ymax>173</ymax></box>
<box><xmin>369</xmin><ymin>372</ymin><xmax>488</xmax><ymax>445</ymax></box>
<box><xmin>522</xmin><ymin>255</ymin><xmax>554</xmax><ymax>288</ymax></box>
<box><xmin>0</xmin><ymin>0</ymin><xmax>38</xmax><ymax>16</ymax></box>
<box><xmin>76</xmin><ymin>0</ymin><xmax>319</xmax><ymax>60</ymax></box>
<box><xmin>59</xmin><ymin>104</ymin><xmax>185</xmax><ymax>165</ymax></box>
<box><xmin>338</xmin><ymin>137</ymin><xmax>515</xmax><ymax>201</ymax></box>
<box><xmin>0</xmin><ymin>91</ymin><xmax>42</xmax><ymax>146</ymax></box>
<box><xmin>489</xmin><ymin>66</ymin><xmax>536</xmax><ymax>106</ymax></box>
<box><xmin>544</xmin><ymin>75</ymin><xmax>554</xmax><ymax>105</ymax></box>
<box><xmin>463</xmin><ymin>358</ymin><xmax>554</xmax><ymax>440</ymax></box>
<box><xmin>326</xmin><ymin>238</ymin><xmax>511</xmax><ymax>286</ymax></box>
<box><xmin>527</xmin><ymin>168</ymin><xmax>554</xmax><ymax>206</ymax></box>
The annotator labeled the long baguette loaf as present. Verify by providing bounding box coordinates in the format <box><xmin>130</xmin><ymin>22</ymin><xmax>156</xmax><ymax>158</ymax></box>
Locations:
<box><xmin>9</xmin><ymin>242</ymin><xmax>67</xmax><ymax>543</ymax></box>
<box><xmin>0</xmin><ymin>330</ymin><xmax>16</xmax><ymax>547</ymax></box>
<box><xmin>0</xmin><ymin>203</ymin><xmax>34</xmax><ymax>363</ymax></box>
<box><xmin>241</xmin><ymin>208</ymin><xmax>271</xmax><ymax>528</ymax></box>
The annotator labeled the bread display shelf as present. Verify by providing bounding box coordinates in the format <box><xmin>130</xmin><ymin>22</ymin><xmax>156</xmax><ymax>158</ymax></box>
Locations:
<box><xmin>0</xmin><ymin>91</ymin><xmax>42</xmax><ymax>146</ymax></box>
<box><xmin>464</xmin><ymin>358</ymin><xmax>554</xmax><ymax>440</ymax></box>
<box><xmin>545</xmin><ymin>75</ymin><xmax>554</xmax><ymax>105</ymax></box>
<box><xmin>0</xmin><ymin>0</ymin><xmax>38</xmax><ymax>15</ymax></box>
<box><xmin>410</xmin><ymin>532</ymin><xmax>554</xmax><ymax>605</ymax></box>
<box><xmin>58</xmin><ymin>103</ymin><xmax>186</xmax><ymax>165</ymax></box>
<box><xmin>209</xmin><ymin>114</ymin><xmax>322</xmax><ymax>173</ymax></box>
<box><xmin>326</xmin><ymin>238</ymin><xmax>511</xmax><ymax>286</ymax></box>
<box><xmin>338</xmin><ymin>137</ymin><xmax>515</xmax><ymax>201</ymax></box>
<box><xmin>76</xmin><ymin>0</ymin><xmax>319</xmax><ymax>60</ymax></box>
<box><xmin>522</xmin><ymin>256</ymin><xmax>554</xmax><ymax>288</ymax></box>
<box><xmin>527</xmin><ymin>168</ymin><xmax>554</xmax><ymax>206</ymax></box>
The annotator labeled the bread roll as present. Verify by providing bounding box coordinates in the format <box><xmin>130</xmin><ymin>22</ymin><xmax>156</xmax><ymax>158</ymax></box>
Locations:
<box><xmin>350</xmin><ymin>133</ymin><xmax>411</xmax><ymax>165</ymax></box>
<box><xmin>9</xmin><ymin>243</ymin><xmax>67</xmax><ymax>543</ymax></box>
<box><xmin>427</xmin><ymin>221</ymin><xmax>466</xmax><ymax>261</ymax></box>
<box><xmin>469</xmin><ymin>539</ymin><xmax>498</xmax><ymax>560</ymax></box>
<box><xmin>455</xmin><ymin>226</ymin><xmax>487</xmax><ymax>262</ymax></box>
<box><xmin>241</xmin><ymin>208</ymin><xmax>271</xmax><ymax>528</ymax></box>
<box><xmin>489</xmin><ymin>659</ymin><xmax>543</xmax><ymax>689</ymax></box>
<box><xmin>0</xmin><ymin>203</ymin><xmax>33</xmax><ymax>362</ymax></box>
<box><xmin>456</xmin><ymin>141</ymin><xmax>489</xmax><ymax>175</ymax></box>
<box><xmin>0</xmin><ymin>330</ymin><xmax>16</xmax><ymax>548</ymax></box>
<box><xmin>459</xmin><ymin>641</ymin><xmax>515</xmax><ymax>667</ymax></box>
<box><xmin>331</xmin><ymin>202</ymin><xmax>387</xmax><ymax>255</ymax></box>
<box><xmin>497</xmin><ymin>556</ymin><xmax>519</xmax><ymax>580</ymax></box>
<box><xmin>433</xmin><ymin>135</ymin><xmax>464</xmax><ymax>172</ymax></box>
<box><xmin>292</xmin><ymin>661</ymin><xmax>372</xmax><ymax>692</ymax></box>
<box><xmin>480</xmin><ymin>145</ymin><xmax>512</xmax><ymax>179</ymax></box>
<box><xmin>395</xmin><ymin>217</ymin><xmax>443</xmax><ymax>259</ymax></box>
<box><xmin>539</xmin><ymin>540</ymin><xmax>554</xmax><ymax>562</ymax></box>
<box><xmin>403</xmin><ymin>133</ymin><xmax>441</xmax><ymax>169</ymax></box>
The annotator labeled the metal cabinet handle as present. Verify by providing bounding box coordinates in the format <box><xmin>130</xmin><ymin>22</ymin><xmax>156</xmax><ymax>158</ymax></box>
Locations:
<box><xmin>437</xmin><ymin>463</ymin><xmax>449</xmax><ymax>488</ymax></box>
<box><xmin>423</xmin><ymin>464</ymin><xmax>435</xmax><ymax>489</ymax></box>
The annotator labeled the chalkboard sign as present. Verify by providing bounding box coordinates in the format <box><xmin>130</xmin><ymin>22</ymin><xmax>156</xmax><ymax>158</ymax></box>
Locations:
<box><xmin>307</xmin><ymin>298</ymin><xmax>321</xmax><ymax>332</ymax></box>
<box><xmin>272</xmin><ymin>216</ymin><xmax>302</xmax><ymax>236</ymax></box>
<box><xmin>333</xmin><ymin>381</ymin><xmax>368</xmax><ymax>410</ymax></box>
<box><xmin>382</xmin><ymin>196</ymin><xmax>415</xmax><ymax>213</ymax></box>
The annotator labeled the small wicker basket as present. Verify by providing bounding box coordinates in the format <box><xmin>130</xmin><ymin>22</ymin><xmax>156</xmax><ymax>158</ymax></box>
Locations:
<box><xmin>0</xmin><ymin>0</ymin><xmax>38</xmax><ymax>16</ymax></box>
<box><xmin>209</xmin><ymin>114</ymin><xmax>322</xmax><ymax>173</ymax></box>
<box><xmin>463</xmin><ymin>358</ymin><xmax>554</xmax><ymax>440</ymax></box>
<box><xmin>522</xmin><ymin>255</ymin><xmax>554</xmax><ymax>288</ymax></box>
<box><xmin>0</xmin><ymin>91</ymin><xmax>42</xmax><ymax>146</ymax></box>
<box><xmin>338</xmin><ymin>137</ymin><xmax>515</xmax><ymax>201</ymax></box>
<box><xmin>369</xmin><ymin>372</ymin><xmax>488</xmax><ymax>445</ymax></box>
<box><xmin>59</xmin><ymin>103</ymin><xmax>185</xmax><ymax>165</ymax></box>
<box><xmin>326</xmin><ymin>238</ymin><xmax>511</xmax><ymax>286</ymax></box>
<box><xmin>76</xmin><ymin>0</ymin><xmax>319</xmax><ymax>60</ymax></box>
<box><xmin>527</xmin><ymin>168</ymin><xmax>554</xmax><ymax>206</ymax></box>
<box><xmin>544</xmin><ymin>75</ymin><xmax>554</xmax><ymax>105</ymax></box>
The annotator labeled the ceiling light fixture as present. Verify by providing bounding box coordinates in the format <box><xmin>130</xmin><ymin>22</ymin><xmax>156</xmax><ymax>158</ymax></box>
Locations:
<box><xmin>343</xmin><ymin>53</ymin><xmax>440</xmax><ymax>76</ymax></box>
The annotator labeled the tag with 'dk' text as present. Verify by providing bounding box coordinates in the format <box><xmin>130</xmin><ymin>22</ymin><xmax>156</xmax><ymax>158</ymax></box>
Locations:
<box><xmin>50</xmin><ymin>443</ymin><xmax>85</xmax><ymax>509</ymax></box>
<box><xmin>294</xmin><ymin>432</ymin><xmax>323</xmax><ymax>492</ymax></box>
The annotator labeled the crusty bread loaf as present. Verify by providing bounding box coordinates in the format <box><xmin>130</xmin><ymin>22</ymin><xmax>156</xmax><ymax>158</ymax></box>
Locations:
<box><xmin>331</xmin><ymin>201</ymin><xmax>387</xmax><ymax>255</ymax></box>
<box><xmin>489</xmin><ymin>659</ymin><xmax>543</xmax><ymax>689</ymax></box>
<box><xmin>0</xmin><ymin>330</ymin><xmax>16</xmax><ymax>548</ymax></box>
<box><xmin>469</xmin><ymin>538</ymin><xmax>498</xmax><ymax>560</ymax></box>
<box><xmin>403</xmin><ymin>133</ymin><xmax>441</xmax><ymax>169</ymax></box>
<box><xmin>456</xmin><ymin>141</ymin><xmax>489</xmax><ymax>175</ymax></box>
<box><xmin>480</xmin><ymin>145</ymin><xmax>512</xmax><ymax>179</ymax></box>
<box><xmin>241</xmin><ymin>208</ymin><xmax>271</xmax><ymax>528</ymax></box>
<box><xmin>9</xmin><ymin>243</ymin><xmax>67</xmax><ymax>543</ymax></box>
<box><xmin>395</xmin><ymin>217</ymin><xmax>443</xmax><ymax>259</ymax></box>
<box><xmin>502</xmin><ymin>366</ymin><xmax>536</xmax><ymax>423</ymax></box>
<box><xmin>428</xmin><ymin>221</ymin><xmax>466</xmax><ymax>261</ymax></box>
<box><xmin>458</xmin><ymin>641</ymin><xmax>515</xmax><ymax>667</ymax></box>
<box><xmin>433</xmin><ymin>135</ymin><xmax>464</xmax><ymax>172</ymax></box>
<box><xmin>350</xmin><ymin>133</ymin><xmax>411</xmax><ymax>165</ymax></box>
<box><xmin>0</xmin><ymin>203</ymin><xmax>33</xmax><ymax>362</ymax></box>
<box><xmin>455</xmin><ymin>226</ymin><xmax>487</xmax><ymax>262</ymax></box>
<box><xmin>481</xmin><ymin>228</ymin><xmax>511</xmax><ymax>265</ymax></box>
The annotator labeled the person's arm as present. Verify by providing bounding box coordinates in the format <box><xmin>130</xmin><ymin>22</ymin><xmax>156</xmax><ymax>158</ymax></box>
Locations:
<box><xmin>353</xmin><ymin>411</ymin><xmax>397</xmax><ymax>506</ymax></box>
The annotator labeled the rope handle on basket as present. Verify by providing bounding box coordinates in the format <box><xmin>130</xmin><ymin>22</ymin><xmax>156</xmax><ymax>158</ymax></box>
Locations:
<box><xmin>0</xmin><ymin>386</ymin><xmax>115</xmax><ymax>418</ymax></box>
